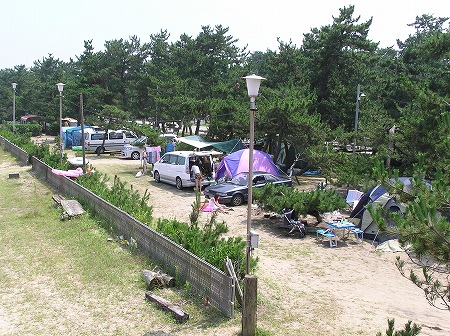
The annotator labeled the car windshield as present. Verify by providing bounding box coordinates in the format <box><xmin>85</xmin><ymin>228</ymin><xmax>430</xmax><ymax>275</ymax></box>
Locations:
<box><xmin>131</xmin><ymin>136</ymin><xmax>147</xmax><ymax>146</ymax></box>
<box><xmin>229</xmin><ymin>173</ymin><xmax>249</xmax><ymax>186</ymax></box>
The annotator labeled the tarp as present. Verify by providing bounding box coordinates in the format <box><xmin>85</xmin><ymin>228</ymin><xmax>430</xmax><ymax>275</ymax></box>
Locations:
<box><xmin>375</xmin><ymin>240</ymin><xmax>405</xmax><ymax>252</ymax></box>
<box><xmin>210</xmin><ymin>139</ymin><xmax>244</xmax><ymax>154</ymax></box>
<box><xmin>63</xmin><ymin>126</ymin><xmax>94</xmax><ymax>148</ymax></box>
<box><xmin>215</xmin><ymin>149</ymin><xmax>280</xmax><ymax>180</ymax></box>
<box><xmin>177</xmin><ymin>135</ymin><xmax>244</xmax><ymax>154</ymax></box>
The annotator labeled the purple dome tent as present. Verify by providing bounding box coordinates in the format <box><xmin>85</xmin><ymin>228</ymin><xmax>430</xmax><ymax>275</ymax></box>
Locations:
<box><xmin>215</xmin><ymin>149</ymin><xmax>280</xmax><ymax>180</ymax></box>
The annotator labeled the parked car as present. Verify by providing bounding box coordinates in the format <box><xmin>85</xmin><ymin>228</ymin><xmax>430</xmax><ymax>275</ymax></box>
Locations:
<box><xmin>152</xmin><ymin>150</ymin><xmax>222</xmax><ymax>189</ymax></box>
<box><xmin>121</xmin><ymin>136</ymin><xmax>147</xmax><ymax>160</ymax></box>
<box><xmin>84</xmin><ymin>130</ymin><xmax>137</xmax><ymax>154</ymax></box>
<box><xmin>159</xmin><ymin>133</ymin><xmax>178</xmax><ymax>143</ymax></box>
<box><xmin>203</xmin><ymin>172</ymin><xmax>292</xmax><ymax>206</ymax></box>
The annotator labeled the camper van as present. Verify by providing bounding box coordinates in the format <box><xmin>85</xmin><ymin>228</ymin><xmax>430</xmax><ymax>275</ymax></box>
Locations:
<box><xmin>84</xmin><ymin>130</ymin><xmax>137</xmax><ymax>154</ymax></box>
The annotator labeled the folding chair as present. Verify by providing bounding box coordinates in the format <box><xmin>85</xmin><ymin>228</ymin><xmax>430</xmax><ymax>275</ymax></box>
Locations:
<box><xmin>346</xmin><ymin>218</ymin><xmax>363</xmax><ymax>243</ymax></box>
<box><xmin>323</xmin><ymin>232</ymin><xmax>338</xmax><ymax>247</ymax></box>
<box><xmin>283</xmin><ymin>209</ymin><xmax>306</xmax><ymax>238</ymax></box>
<box><xmin>316</xmin><ymin>228</ymin><xmax>329</xmax><ymax>240</ymax></box>
<box><xmin>350</xmin><ymin>228</ymin><xmax>364</xmax><ymax>243</ymax></box>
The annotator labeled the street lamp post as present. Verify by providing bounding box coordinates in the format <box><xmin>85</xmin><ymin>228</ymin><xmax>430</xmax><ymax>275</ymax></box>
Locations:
<box><xmin>242</xmin><ymin>74</ymin><xmax>265</xmax><ymax>274</ymax></box>
<box><xmin>353</xmin><ymin>84</ymin><xmax>365</xmax><ymax>154</ymax></box>
<box><xmin>242</xmin><ymin>74</ymin><xmax>265</xmax><ymax>336</ymax></box>
<box><xmin>56</xmin><ymin>83</ymin><xmax>65</xmax><ymax>165</ymax></box>
<box><xmin>12</xmin><ymin>83</ymin><xmax>17</xmax><ymax>133</ymax></box>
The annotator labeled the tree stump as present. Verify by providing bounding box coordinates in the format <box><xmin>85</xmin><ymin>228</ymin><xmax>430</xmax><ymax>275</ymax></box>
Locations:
<box><xmin>142</xmin><ymin>270</ymin><xmax>175</xmax><ymax>289</ymax></box>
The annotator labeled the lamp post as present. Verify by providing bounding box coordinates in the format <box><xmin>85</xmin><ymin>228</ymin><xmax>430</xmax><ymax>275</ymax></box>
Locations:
<box><xmin>352</xmin><ymin>84</ymin><xmax>366</xmax><ymax>154</ymax></box>
<box><xmin>242</xmin><ymin>74</ymin><xmax>265</xmax><ymax>336</ymax></box>
<box><xmin>242</xmin><ymin>74</ymin><xmax>265</xmax><ymax>274</ymax></box>
<box><xmin>56</xmin><ymin>83</ymin><xmax>65</xmax><ymax>165</ymax></box>
<box><xmin>12</xmin><ymin>83</ymin><xmax>17</xmax><ymax>133</ymax></box>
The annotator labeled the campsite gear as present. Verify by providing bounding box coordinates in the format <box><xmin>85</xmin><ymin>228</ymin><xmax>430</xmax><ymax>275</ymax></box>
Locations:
<box><xmin>282</xmin><ymin>209</ymin><xmax>306</xmax><ymax>238</ymax></box>
<box><xmin>349</xmin><ymin>181</ymin><xmax>405</xmax><ymax>240</ymax></box>
<box><xmin>51</xmin><ymin>167</ymin><xmax>84</xmax><ymax>178</ymax></box>
<box><xmin>176</xmin><ymin>135</ymin><xmax>244</xmax><ymax>154</ymax></box>
<box><xmin>350</xmin><ymin>228</ymin><xmax>364</xmax><ymax>243</ymax></box>
<box><xmin>325</xmin><ymin>220</ymin><xmax>356</xmax><ymax>239</ymax></box>
<box><xmin>215</xmin><ymin>149</ymin><xmax>280</xmax><ymax>181</ymax></box>
<box><xmin>346</xmin><ymin>189</ymin><xmax>364</xmax><ymax>210</ymax></box>
<box><xmin>316</xmin><ymin>228</ymin><xmax>338</xmax><ymax>247</ymax></box>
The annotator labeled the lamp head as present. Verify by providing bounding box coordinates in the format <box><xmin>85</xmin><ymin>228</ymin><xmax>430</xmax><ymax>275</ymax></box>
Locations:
<box><xmin>242</xmin><ymin>74</ymin><xmax>266</xmax><ymax>97</ymax></box>
<box><xmin>359</xmin><ymin>92</ymin><xmax>366</xmax><ymax>99</ymax></box>
<box><xmin>12</xmin><ymin>83</ymin><xmax>17</xmax><ymax>90</ymax></box>
<box><xmin>56</xmin><ymin>82</ymin><xmax>65</xmax><ymax>93</ymax></box>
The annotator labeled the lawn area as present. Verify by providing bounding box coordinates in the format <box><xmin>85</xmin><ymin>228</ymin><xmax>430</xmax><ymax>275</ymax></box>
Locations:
<box><xmin>0</xmin><ymin>148</ymin><xmax>238</xmax><ymax>336</ymax></box>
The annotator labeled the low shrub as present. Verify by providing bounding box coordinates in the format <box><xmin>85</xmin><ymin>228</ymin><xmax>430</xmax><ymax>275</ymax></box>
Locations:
<box><xmin>253</xmin><ymin>183</ymin><xmax>347</xmax><ymax>222</ymax></box>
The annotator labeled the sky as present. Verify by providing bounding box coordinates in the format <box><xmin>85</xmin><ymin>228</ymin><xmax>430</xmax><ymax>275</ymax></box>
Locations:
<box><xmin>1</xmin><ymin>0</ymin><xmax>449</xmax><ymax>69</ymax></box>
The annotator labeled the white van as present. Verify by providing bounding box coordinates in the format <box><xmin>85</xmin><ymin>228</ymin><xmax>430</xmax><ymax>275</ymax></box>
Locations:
<box><xmin>153</xmin><ymin>150</ymin><xmax>222</xmax><ymax>189</ymax></box>
<box><xmin>84</xmin><ymin>130</ymin><xmax>137</xmax><ymax>154</ymax></box>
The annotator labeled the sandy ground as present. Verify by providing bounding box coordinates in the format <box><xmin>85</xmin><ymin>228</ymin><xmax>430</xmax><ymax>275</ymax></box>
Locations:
<box><xmin>77</xmin><ymin>153</ymin><xmax>450</xmax><ymax>336</ymax></box>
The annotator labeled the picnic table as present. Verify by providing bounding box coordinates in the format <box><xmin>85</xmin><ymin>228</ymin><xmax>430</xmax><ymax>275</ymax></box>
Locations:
<box><xmin>325</xmin><ymin>220</ymin><xmax>356</xmax><ymax>239</ymax></box>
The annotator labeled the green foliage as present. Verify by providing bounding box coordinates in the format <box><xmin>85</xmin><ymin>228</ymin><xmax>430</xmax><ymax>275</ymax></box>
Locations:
<box><xmin>156</xmin><ymin>215</ymin><xmax>247</xmax><ymax>274</ymax></box>
<box><xmin>77</xmin><ymin>171</ymin><xmax>248</xmax><ymax>274</ymax></box>
<box><xmin>369</xmin><ymin>112</ymin><xmax>450</xmax><ymax>311</ymax></box>
<box><xmin>14</xmin><ymin>123</ymin><xmax>42</xmax><ymax>136</ymax></box>
<box><xmin>253</xmin><ymin>183</ymin><xmax>347</xmax><ymax>222</ymax></box>
<box><xmin>376</xmin><ymin>319</ymin><xmax>421</xmax><ymax>336</ymax></box>
<box><xmin>76</xmin><ymin>173</ymin><xmax>153</xmax><ymax>225</ymax></box>
<box><xmin>0</xmin><ymin>126</ymin><xmax>69</xmax><ymax>170</ymax></box>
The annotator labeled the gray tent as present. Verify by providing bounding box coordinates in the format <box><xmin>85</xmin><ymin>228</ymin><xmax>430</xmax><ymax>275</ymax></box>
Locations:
<box><xmin>350</xmin><ymin>181</ymin><xmax>407</xmax><ymax>240</ymax></box>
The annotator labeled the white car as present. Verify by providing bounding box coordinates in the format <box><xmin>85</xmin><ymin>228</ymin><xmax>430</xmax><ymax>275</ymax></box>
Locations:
<box><xmin>121</xmin><ymin>136</ymin><xmax>147</xmax><ymax>160</ymax></box>
<box><xmin>159</xmin><ymin>133</ymin><xmax>178</xmax><ymax>143</ymax></box>
<box><xmin>153</xmin><ymin>150</ymin><xmax>222</xmax><ymax>189</ymax></box>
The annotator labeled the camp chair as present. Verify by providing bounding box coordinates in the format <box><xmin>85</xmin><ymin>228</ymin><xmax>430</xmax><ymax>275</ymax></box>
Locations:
<box><xmin>323</xmin><ymin>232</ymin><xmax>338</xmax><ymax>247</ymax></box>
<box><xmin>315</xmin><ymin>227</ymin><xmax>337</xmax><ymax>247</ymax></box>
<box><xmin>346</xmin><ymin>218</ymin><xmax>364</xmax><ymax>243</ymax></box>
<box><xmin>283</xmin><ymin>209</ymin><xmax>306</xmax><ymax>238</ymax></box>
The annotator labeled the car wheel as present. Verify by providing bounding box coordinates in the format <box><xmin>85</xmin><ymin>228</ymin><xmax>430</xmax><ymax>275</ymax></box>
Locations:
<box><xmin>95</xmin><ymin>146</ymin><xmax>105</xmax><ymax>154</ymax></box>
<box><xmin>175</xmin><ymin>177</ymin><xmax>183</xmax><ymax>190</ymax></box>
<box><xmin>154</xmin><ymin>171</ymin><xmax>160</xmax><ymax>183</ymax></box>
<box><xmin>231</xmin><ymin>194</ymin><xmax>244</xmax><ymax>206</ymax></box>
<box><xmin>131</xmin><ymin>151</ymin><xmax>140</xmax><ymax>160</ymax></box>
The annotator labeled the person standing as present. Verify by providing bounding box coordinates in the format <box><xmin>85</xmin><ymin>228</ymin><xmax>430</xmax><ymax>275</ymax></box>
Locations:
<box><xmin>191</xmin><ymin>162</ymin><xmax>202</xmax><ymax>191</ymax></box>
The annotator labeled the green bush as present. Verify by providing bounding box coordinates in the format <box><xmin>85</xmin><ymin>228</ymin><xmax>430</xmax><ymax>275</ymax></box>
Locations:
<box><xmin>253</xmin><ymin>183</ymin><xmax>347</xmax><ymax>222</ymax></box>
<box><xmin>376</xmin><ymin>319</ymin><xmax>421</xmax><ymax>336</ymax></box>
<box><xmin>156</xmin><ymin>216</ymin><xmax>248</xmax><ymax>274</ymax></box>
<box><xmin>0</xmin><ymin>127</ymin><xmax>68</xmax><ymax>170</ymax></box>
<box><xmin>77</xmin><ymin>173</ymin><xmax>153</xmax><ymax>225</ymax></box>
<box><xmin>14</xmin><ymin>123</ymin><xmax>43</xmax><ymax>136</ymax></box>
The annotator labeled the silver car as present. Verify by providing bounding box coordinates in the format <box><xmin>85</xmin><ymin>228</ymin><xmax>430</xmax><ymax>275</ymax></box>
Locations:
<box><xmin>121</xmin><ymin>136</ymin><xmax>147</xmax><ymax>160</ymax></box>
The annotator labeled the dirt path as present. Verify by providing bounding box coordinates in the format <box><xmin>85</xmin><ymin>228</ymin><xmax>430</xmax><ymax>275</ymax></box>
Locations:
<box><xmin>83</xmin><ymin>154</ymin><xmax>449</xmax><ymax>336</ymax></box>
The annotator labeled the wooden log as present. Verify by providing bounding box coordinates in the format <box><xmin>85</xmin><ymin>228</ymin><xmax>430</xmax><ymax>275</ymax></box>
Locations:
<box><xmin>60</xmin><ymin>199</ymin><xmax>85</xmax><ymax>218</ymax></box>
<box><xmin>145</xmin><ymin>291</ymin><xmax>189</xmax><ymax>323</ymax></box>
<box><xmin>142</xmin><ymin>270</ymin><xmax>175</xmax><ymax>289</ymax></box>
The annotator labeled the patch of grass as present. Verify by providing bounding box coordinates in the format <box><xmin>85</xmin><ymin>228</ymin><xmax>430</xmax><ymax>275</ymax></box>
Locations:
<box><xmin>0</xmin><ymin>148</ymin><xmax>239</xmax><ymax>335</ymax></box>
